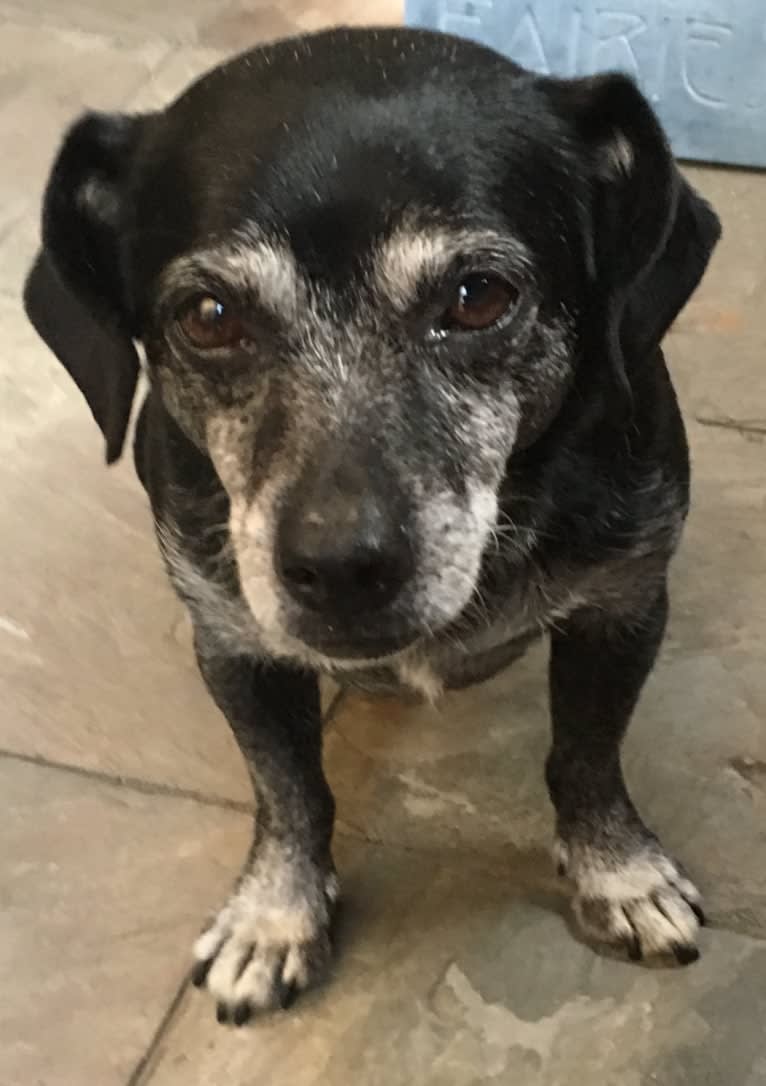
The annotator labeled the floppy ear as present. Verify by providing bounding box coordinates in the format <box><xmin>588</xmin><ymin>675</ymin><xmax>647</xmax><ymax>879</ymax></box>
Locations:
<box><xmin>548</xmin><ymin>73</ymin><xmax>721</xmax><ymax>400</ymax></box>
<box><xmin>23</xmin><ymin>111</ymin><xmax>149</xmax><ymax>463</ymax></box>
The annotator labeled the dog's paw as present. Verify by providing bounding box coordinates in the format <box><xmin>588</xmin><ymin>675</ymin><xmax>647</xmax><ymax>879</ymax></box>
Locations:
<box><xmin>554</xmin><ymin>837</ymin><xmax>705</xmax><ymax>965</ymax></box>
<box><xmin>192</xmin><ymin>858</ymin><xmax>339</xmax><ymax>1026</ymax></box>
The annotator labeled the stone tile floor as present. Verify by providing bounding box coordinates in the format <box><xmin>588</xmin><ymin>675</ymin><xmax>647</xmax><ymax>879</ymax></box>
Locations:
<box><xmin>1</xmin><ymin>2</ymin><xmax>765</xmax><ymax>1083</ymax></box>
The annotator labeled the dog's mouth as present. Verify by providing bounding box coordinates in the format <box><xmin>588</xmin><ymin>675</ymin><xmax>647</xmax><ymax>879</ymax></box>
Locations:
<box><xmin>289</xmin><ymin>620</ymin><xmax>421</xmax><ymax>664</ymax></box>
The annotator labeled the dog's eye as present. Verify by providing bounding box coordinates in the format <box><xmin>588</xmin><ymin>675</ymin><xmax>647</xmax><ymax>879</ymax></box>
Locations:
<box><xmin>177</xmin><ymin>295</ymin><xmax>245</xmax><ymax>350</ymax></box>
<box><xmin>441</xmin><ymin>274</ymin><xmax>519</xmax><ymax>332</ymax></box>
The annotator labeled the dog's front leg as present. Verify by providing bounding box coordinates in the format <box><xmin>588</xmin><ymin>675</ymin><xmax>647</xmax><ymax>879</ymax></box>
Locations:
<box><xmin>546</xmin><ymin>581</ymin><xmax>705</xmax><ymax>964</ymax></box>
<box><xmin>190</xmin><ymin>636</ymin><xmax>336</xmax><ymax>1024</ymax></box>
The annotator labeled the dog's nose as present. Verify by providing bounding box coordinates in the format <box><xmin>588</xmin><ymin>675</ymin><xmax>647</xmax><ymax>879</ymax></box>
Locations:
<box><xmin>277</xmin><ymin>490</ymin><xmax>414</xmax><ymax>615</ymax></box>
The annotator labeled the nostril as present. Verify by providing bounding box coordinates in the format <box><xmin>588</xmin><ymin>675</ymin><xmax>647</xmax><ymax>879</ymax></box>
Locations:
<box><xmin>283</xmin><ymin>564</ymin><xmax>320</xmax><ymax>590</ymax></box>
<box><xmin>278</xmin><ymin>531</ymin><xmax>414</xmax><ymax>613</ymax></box>
<box><xmin>353</xmin><ymin>559</ymin><xmax>390</xmax><ymax>597</ymax></box>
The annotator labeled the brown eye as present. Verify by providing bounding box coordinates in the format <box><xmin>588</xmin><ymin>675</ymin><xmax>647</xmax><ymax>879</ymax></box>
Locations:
<box><xmin>177</xmin><ymin>295</ymin><xmax>245</xmax><ymax>350</ymax></box>
<box><xmin>441</xmin><ymin>274</ymin><xmax>519</xmax><ymax>332</ymax></box>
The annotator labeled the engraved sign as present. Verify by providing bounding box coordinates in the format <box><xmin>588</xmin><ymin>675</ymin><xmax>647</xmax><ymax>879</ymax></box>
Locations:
<box><xmin>405</xmin><ymin>0</ymin><xmax>766</xmax><ymax>166</ymax></box>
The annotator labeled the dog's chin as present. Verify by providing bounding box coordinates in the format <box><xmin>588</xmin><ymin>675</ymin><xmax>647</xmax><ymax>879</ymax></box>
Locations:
<box><xmin>287</xmin><ymin>621</ymin><xmax>422</xmax><ymax>666</ymax></box>
<box><xmin>278</xmin><ymin>588</ymin><xmax>483</xmax><ymax>668</ymax></box>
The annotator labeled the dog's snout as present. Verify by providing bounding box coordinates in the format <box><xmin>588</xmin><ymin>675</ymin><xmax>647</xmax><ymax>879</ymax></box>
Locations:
<box><xmin>277</xmin><ymin>501</ymin><xmax>414</xmax><ymax>614</ymax></box>
<box><xmin>276</xmin><ymin>466</ymin><xmax>414</xmax><ymax>617</ymax></box>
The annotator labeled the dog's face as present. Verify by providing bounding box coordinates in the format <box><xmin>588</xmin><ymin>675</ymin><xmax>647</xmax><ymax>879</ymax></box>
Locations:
<box><xmin>25</xmin><ymin>28</ymin><xmax>720</xmax><ymax>665</ymax></box>
<box><xmin>156</xmin><ymin>222</ymin><xmax>564</xmax><ymax>663</ymax></box>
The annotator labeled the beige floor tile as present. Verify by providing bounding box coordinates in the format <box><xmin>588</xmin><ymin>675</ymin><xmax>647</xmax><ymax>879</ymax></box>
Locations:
<box><xmin>0</xmin><ymin>757</ymin><xmax>251</xmax><ymax>1086</ymax></box>
<box><xmin>0</xmin><ymin>0</ymin><xmax>403</xmax><ymax>49</ymax></box>
<box><xmin>201</xmin><ymin>0</ymin><xmax>404</xmax><ymax>42</ymax></box>
<box><xmin>0</xmin><ymin>0</ymin><xmax>234</xmax><ymax>46</ymax></box>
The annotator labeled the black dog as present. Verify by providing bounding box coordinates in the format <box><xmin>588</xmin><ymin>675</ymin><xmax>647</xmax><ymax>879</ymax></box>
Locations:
<box><xmin>25</xmin><ymin>26</ymin><xmax>720</xmax><ymax>1025</ymax></box>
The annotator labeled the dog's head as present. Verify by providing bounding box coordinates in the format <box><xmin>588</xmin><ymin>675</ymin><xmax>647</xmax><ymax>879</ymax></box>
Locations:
<box><xmin>25</xmin><ymin>28</ymin><xmax>719</xmax><ymax>665</ymax></box>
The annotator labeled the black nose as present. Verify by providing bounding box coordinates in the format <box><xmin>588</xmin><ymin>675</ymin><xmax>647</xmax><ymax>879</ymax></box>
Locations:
<box><xmin>277</xmin><ymin>488</ymin><xmax>414</xmax><ymax>616</ymax></box>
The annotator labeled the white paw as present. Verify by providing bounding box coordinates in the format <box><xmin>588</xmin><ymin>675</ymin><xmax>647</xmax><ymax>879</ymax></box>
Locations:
<box><xmin>192</xmin><ymin>849</ymin><xmax>338</xmax><ymax>1025</ymax></box>
<box><xmin>555</xmin><ymin>837</ymin><xmax>705</xmax><ymax>964</ymax></box>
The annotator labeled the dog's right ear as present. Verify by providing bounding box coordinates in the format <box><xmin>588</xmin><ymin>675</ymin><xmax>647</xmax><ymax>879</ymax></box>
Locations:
<box><xmin>24</xmin><ymin>111</ymin><xmax>150</xmax><ymax>463</ymax></box>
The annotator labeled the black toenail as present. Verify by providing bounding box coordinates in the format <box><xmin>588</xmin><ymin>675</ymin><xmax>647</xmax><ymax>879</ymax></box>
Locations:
<box><xmin>232</xmin><ymin>1001</ymin><xmax>252</xmax><ymax>1027</ymax></box>
<box><xmin>672</xmin><ymin>943</ymin><xmax>700</xmax><ymax>966</ymax></box>
<box><xmin>689</xmin><ymin>903</ymin><xmax>706</xmax><ymax>927</ymax></box>
<box><xmin>627</xmin><ymin>936</ymin><xmax>643</xmax><ymax>961</ymax></box>
<box><xmin>191</xmin><ymin>959</ymin><xmax>213</xmax><ymax>988</ymax></box>
<box><xmin>278</xmin><ymin>980</ymin><xmax>297</xmax><ymax>1010</ymax></box>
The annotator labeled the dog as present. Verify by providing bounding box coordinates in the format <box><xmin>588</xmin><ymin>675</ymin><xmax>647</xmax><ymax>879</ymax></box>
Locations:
<box><xmin>24</xmin><ymin>26</ymin><xmax>720</xmax><ymax>1026</ymax></box>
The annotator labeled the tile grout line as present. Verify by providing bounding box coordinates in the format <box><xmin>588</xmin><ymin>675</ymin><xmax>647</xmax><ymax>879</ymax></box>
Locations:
<box><xmin>124</xmin><ymin>974</ymin><xmax>191</xmax><ymax>1086</ymax></box>
<box><xmin>322</xmin><ymin>685</ymin><xmax>349</xmax><ymax>728</ymax></box>
<box><xmin>8</xmin><ymin>750</ymin><xmax>766</xmax><ymax>918</ymax></box>
<box><xmin>0</xmin><ymin>689</ymin><xmax>346</xmax><ymax>811</ymax></box>
<box><xmin>119</xmin><ymin>689</ymin><xmax>344</xmax><ymax>1084</ymax></box>
<box><xmin>4</xmin><ymin>693</ymin><xmax>355</xmax><ymax>1084</ymax></box>
<box><xmin>0</xmin><ymin>690</ymin><xmax>341</xmax><ymax>812</ymax></box>
<box><xmin>0</xmin><ymin>747</ymin><xmax>255</xmax><ymax>813</ymax></box>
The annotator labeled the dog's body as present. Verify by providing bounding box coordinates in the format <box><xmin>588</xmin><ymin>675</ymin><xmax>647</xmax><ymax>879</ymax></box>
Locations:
<box><xmin>25</xmin><ymin>27</ymin><xmax>719</xmax><ymax>1025</ymax></box>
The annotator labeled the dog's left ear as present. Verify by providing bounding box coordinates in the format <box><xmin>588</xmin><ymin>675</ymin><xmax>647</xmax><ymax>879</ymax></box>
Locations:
<box><xmin>547</xmin><ymin>73</ymin><xmax>721</xmax><ymax>396</ymax></box>
<box><xmin>24</xmin><ymin>111</ymin><xmax>151</xmax><ymax>463</ymax></box>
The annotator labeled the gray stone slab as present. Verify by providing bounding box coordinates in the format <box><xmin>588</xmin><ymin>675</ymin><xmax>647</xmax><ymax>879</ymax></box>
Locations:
<box><xmin>406</xmin><ymin>0</ymin><xmax>766</xmax><ymax>167</ymax></box>
<box><xmin>0</xmin><ymin>758</ymin><xmax>251</xmax><ymax>1086</ymax></box>
<box><xmin>0</xmin><ymin>305</ymin><xmax>252</xmax><ymax>799</ymax></box>
<box><xmin>0</xmin><ymin>19</ymin><xmax>170</xmax><ymax>299</ymax></box>
<box><xmin>140</xmin><ymin>844</ymin><xmax>766</xmax><ymax>1085</ymax></box>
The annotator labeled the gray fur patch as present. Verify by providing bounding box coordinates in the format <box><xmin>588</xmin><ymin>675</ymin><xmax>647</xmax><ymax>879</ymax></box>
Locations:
<box><xmin>374</xmin><ymin>223</ymin><xmax>533</xmax><ymax>312</ymax></box>
<box><xmin>160</xmin><ymin>234</ymin><xmax>301</xmax><ymax>323</ymax></box>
